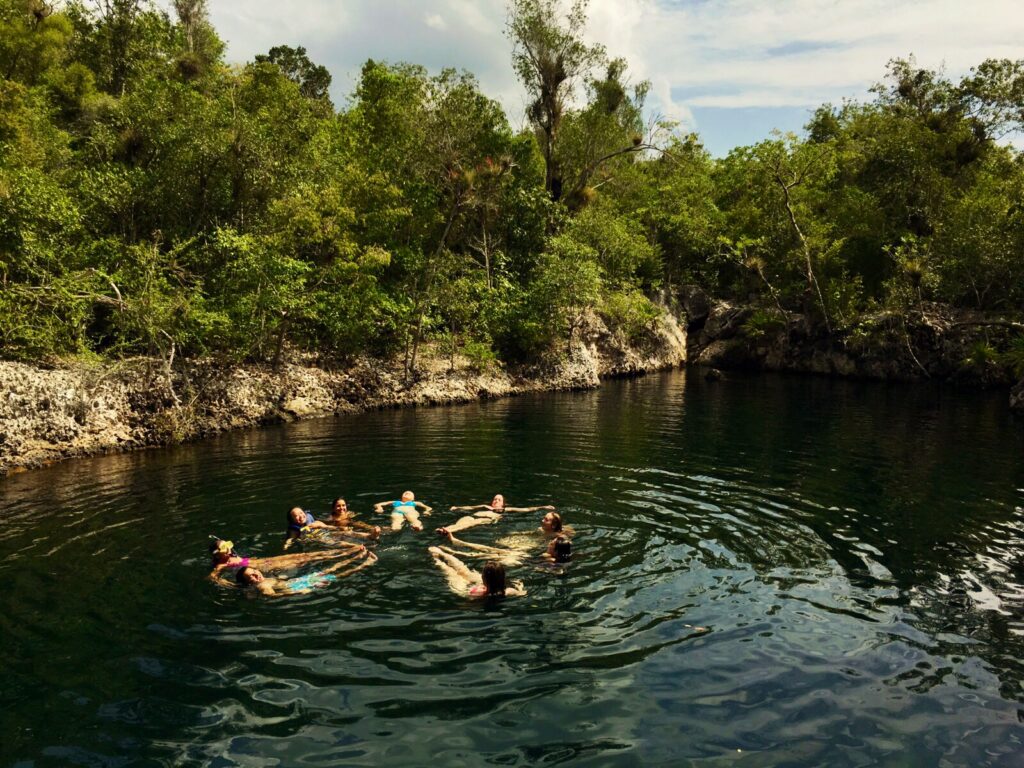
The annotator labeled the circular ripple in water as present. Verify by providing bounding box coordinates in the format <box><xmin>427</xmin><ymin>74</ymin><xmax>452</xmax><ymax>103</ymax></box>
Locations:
<box><xmin>1</xmin><ymin>371</ymin><xmax>1022</xmax><ymax>766</ymax></box>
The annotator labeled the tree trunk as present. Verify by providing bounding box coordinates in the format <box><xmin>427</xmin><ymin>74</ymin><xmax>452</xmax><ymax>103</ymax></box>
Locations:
<box><xmin>271</xmin><ymin>313</ymin><xmax>289</xmax><ymax>371</ymax></box>
<box><xmin>777</xmin><ymin>174</ymin><xmax>831</xmax><ymax>335</ymax></box>
<box><xmin>405</xmin><ymin>197</ymin><xmax>462</xmax><ymax>381</ymax></box>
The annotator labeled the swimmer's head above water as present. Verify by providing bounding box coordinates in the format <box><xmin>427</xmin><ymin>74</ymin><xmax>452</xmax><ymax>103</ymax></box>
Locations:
<box><xmin>401</xmin><ymin>491</ymin><xmax>415</xmax><ymax>503</ymax></box>
<box><xmin>549</xmin><ymin>535</ymin><xmax>572</xmax><ymax>563</ymax></box>
<box><xmin>209</xmin><ymin>537</ymin><xmax>234</xmax><ymax>555</ymax></box>
<box><xmin>209</xmin><ymin>537</ymin><xmax>236</xmax><ymax>564</ymax></box>
<box><xmin>541</xmin><ymin>511</ymin><xmax>563</xmax><ymax>533</ymax></box>
<box><xmin>287</xmin><ymin>506</ymin><xmax>314</xmax><ymax>532</ymax></box>
<box><xmin>481</xmin><ymin>560</ymin><xmax>507</xmax><ymax>597</ymax></box>
<box><xmin>332</xmin><ymin>498</ymin><xmax>348</xmax><ymax>517</ymax></box>
<box><xmin>236</xmin><ymin>566</ymin><xmax>264</xmax><ymax>586</ymax></box>
<box><xmin>490</xmin><ymin>494</ymin><xmax>505</xmax><ymax>510</ymax></box>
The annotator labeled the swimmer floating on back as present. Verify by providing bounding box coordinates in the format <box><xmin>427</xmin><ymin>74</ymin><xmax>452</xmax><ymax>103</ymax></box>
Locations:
<box><xmin>209</xmin><ymin>538</ymin><xmax>369</xmax><ymax>582</ymax></box>
<box><xmin>437</xmin><ymin>494</ymin><xmax>555</xmax><ymax>535</ymax></box>
<box><xmin>436</xmin><ymin>529</ymin><xmax>526</xmax><ymax>567</ymax></box>
<box><xmin>428</xmin><ymin>547</ymin><xmax>525</xmax><ymax>599</ymax></box>
<box><xmin>233</xmin><ymin>547</ymin><xmax>378</xmax><ymax>597</ymax></box>
<box><xmin>210</xmin><ymin>536</ymin><xmax>356</xmax><ymax>579</ymax></box>
<box><xmin>492</xmin><ymin>510</ymin><xmax>575</xmax><ymax>555</ymax></box>
<box><xmin>373</xmin><ymin>491</ymin><xmax>432</xmax><ymax>532</ymax></box>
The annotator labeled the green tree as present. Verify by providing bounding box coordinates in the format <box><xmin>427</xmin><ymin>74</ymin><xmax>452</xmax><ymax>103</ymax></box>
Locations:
<box><xmin>254</xmin><ymin>44</ymin><xmax>332</xmax><ymax>103</ymax></box>
<box><xmin>507</xmin><ymin>0</ymin><xmax>605</xmax><ymax>202</ymax></box>
<box><xmin>557</xmin><ymin>58</ymin><xmax>652</xmax><ymax>209</ymax></box>
<box><xmin>0</xmin><ymin>0</ymin><xmax>74</xmax><ymax>85</ymax></box>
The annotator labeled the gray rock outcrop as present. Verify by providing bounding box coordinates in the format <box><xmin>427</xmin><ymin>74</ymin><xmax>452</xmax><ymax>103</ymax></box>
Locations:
<box><xmin>0</xmin><ymin>306</ymin><xmax>687</xmax><ymax>475</ymax></box>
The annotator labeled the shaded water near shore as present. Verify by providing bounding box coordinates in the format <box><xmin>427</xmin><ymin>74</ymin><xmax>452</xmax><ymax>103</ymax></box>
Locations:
<box><xmin>2</xmin><ymin>370</ymin><xmax>1023</xmax><ymax>766</ymax></box>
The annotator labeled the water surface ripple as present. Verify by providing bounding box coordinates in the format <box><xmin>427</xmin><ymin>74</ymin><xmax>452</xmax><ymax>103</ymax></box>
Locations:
<box><xmin>2</xmin><ymin>371</ymin><xmax>1023</xmax><ymax>766</ymax></box>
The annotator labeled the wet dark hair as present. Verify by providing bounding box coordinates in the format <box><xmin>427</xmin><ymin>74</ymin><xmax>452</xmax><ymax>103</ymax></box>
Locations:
<box><xmin>332</xmin><ymin>498</ymin><xmax>346</xmax><ymax>508</ymax></box>
<box><xmin>552</xmin><ymin>536</ymin><xmax>572</xmax><ymax>563</ymax></box>
<box><xmin>236</xmin><ymin>567</ymin><xmax>257</xmax><ymax>586</ymax></box>
<box><xmin>481</xmin><ymin>561</ymin><xmax>506</xmax><ymax>597</ymax></box>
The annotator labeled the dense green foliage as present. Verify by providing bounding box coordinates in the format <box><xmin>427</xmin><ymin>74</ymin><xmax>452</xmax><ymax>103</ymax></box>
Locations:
<box><xmin>1</xmin><ymin>0</ymin><xmax>1021</xmax><ymax>372</ymax></box>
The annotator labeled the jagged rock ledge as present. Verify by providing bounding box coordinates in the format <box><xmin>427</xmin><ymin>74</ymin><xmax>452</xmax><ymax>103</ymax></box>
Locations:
<box><xmin>0</xmin><ymin>310</ymin><xmax>687</xmax><ymax>476</ymax></box>
<box><xmin>682</xmin><ymin>288</ymin><xmax>1023</xmax><ymax>409</ymax></box>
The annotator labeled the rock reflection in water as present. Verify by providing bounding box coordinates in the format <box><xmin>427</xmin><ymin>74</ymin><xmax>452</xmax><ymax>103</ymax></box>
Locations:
<box><xmin>1</xmin><ymin>370</ymin><xmax>1022</xmax><ymax>766</ymax></box>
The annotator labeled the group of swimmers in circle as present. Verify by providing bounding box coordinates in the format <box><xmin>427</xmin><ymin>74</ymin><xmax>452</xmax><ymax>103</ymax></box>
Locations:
<box><xmin>208</xmin><ymin>493</ymin><xmax>573</xmax><ymax>599</ymax></box>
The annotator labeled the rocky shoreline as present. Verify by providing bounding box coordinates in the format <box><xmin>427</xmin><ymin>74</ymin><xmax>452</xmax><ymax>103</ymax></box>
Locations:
<box><xmin>681</xmin><ymin>289</ymin><xmax>1024</xmax><ymax>409</ymax></box>
<box><xmin>4</xmin><ymin>295</ymin><xmax>1022</xmax><ymax>476</ymax></box>
<box><xmin>0</xmin><ymin>309</ymin><xmax>687</xmax><ymax>476</ymax></box>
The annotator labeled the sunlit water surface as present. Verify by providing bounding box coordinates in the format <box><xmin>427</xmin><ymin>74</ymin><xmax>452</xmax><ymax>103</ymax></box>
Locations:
<box><xmin>2</xmin><ymin>370</ymin><xmax>1023</xmax><ymax>767</ymax></box>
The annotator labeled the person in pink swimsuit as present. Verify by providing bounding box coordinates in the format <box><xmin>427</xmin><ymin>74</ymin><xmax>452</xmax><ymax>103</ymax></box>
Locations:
<box><xmin>428</xmin><ymin>547</ymin><xmax>526</xmax><ymax>599</ymax></box>
<box><xmin>208</xmin><ymin>536</ymin><xmax>365</xmax><ymax>581</ymax></box>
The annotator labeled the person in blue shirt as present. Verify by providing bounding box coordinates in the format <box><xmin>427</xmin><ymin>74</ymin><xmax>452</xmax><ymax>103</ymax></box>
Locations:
<box><xmin>284</xmin><ymin>505</ymin><xmax>331</xmax><ymax>548</ymax></box>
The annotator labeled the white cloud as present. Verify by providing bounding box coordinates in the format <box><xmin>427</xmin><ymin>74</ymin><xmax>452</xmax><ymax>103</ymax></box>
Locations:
<box><xmin>196</xmin><ymin>0</ymin><xmax>1024</xmax><ymax>145</ymax></box>
<box><xmin>633</xmin><ymin>0</ymin><xmax>1024</xmax><ymax>106</ymax></box>
<box><xmin>424</xmin><ymin>13</ymin><xmax>447</xmax><ymax>31</ymax></box>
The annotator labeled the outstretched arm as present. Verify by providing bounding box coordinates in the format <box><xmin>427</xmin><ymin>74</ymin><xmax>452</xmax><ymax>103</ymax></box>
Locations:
<box><xmin>334</xmin><ymin>525</ymin><xmax>382</xmax><ymax>541</ymax></box>
<box><xmin>449</xmin><ymin>504</ymin><xmax>493</xmax><ymax>512</ymax></box>
<box><xmin>209</xmin><ymin>570</ymin><xmax>234</xmax><ymax>587</ymax></box>
<box><xmin>503</xmin><ymin>505</ymin><xmax>555</xmax><ymax>513</ymax></box>
<box><xmin>445</xmin><ymin>532</ymin><xmax>508</xmax><ymax>555</ymax></box>
<box><xmin>373</xmin><ymin>500</ymin><xmax>396</xmax><ymax>514</ymax></box>
<box><xmin>416</xmin><ymin>502</ymin><xmax>433</xmax><ymax>515</ymax></box>
<box><xmin>329</xmin><ymin>519</ymin><xmax>380</xmax><ymax>533</ymax></box>
<box><xmin>259</xmin><ymin>549</ymin><xmax>354</xmax><ymax>569</ymax></box>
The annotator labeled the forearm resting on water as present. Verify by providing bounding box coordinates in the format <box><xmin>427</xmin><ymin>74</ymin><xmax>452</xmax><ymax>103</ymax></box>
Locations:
<box><xmin>446</xmin><ymin>534</ymin><xmax>507</xmax><ymax>554</ymax></box>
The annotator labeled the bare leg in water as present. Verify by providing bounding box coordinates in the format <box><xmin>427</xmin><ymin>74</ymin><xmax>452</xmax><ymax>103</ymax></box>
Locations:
<box><xmin>428</xmin><ymin>546</ymin><xmax>480</xmax><ymax>593</ymax></box>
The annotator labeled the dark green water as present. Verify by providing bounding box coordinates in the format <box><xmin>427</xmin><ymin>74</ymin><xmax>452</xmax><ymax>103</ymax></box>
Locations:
<box><xmin>2</xmin><ymin>370</ymin><xmax>1023</xmax><ymax>767</ymax></box>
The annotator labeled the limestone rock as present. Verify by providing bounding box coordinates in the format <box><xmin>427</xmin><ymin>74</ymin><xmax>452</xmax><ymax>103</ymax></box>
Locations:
<box><xmin>679</xmin><ymin>284</ymin><xmax>711</xmax><ymax>329</ymax></box>
<box><xmin>1012</xmin><ymin>378</ymin><xmax>1024</xmax><ymax>412</ymax></box>
<box><xmin>0</xmin><ymin>302</ymin><xmax>688</xmax><ymax>475</ymax></box>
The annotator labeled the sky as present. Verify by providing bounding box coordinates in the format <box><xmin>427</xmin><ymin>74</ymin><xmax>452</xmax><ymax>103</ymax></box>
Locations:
<box><xmin>198</xmin><ymin>0</ymin><xmax>1024</xmax><ymax>157</ymax></box>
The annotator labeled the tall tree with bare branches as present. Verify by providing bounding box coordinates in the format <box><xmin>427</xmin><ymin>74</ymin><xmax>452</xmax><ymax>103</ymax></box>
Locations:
<box><xmin>507</xmin><ymin>0</ymin><xmax>604</xmax><ymax>202</ymax></box>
